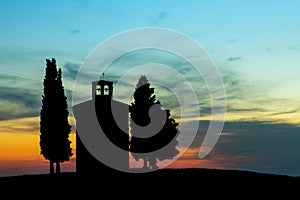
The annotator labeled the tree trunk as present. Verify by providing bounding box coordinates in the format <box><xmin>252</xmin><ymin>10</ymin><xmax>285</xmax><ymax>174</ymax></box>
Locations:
<box><xmin>50</xmin><ymin>160</ymin><xmax>54</xmax><ymax>175</ymax></box>
<box><xmin>149</xmin><ymin>157</ymin><xmax>158</xmax><ymax>170</ymax></box>
<box><xmin>142</xmin><ymin>157</ymin><xmax>148</xmax><ymax>169</ymax></box>
<box><xmin>56</xmin><ymin>162</ymin><xmax>61</xmax><ymax>174</ymax></box>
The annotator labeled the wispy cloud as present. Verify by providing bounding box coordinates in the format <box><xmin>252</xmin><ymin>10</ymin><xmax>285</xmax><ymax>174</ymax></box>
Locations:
<box><xmin>287</xmin><ymin>44</ymin><xmax>299</xmax><ymax>51</ymax></box>
<box><xmin>0</xmin><ymin>117</ymin><xmax>40</xmax><ymax>134</ymax></box>
<box><xmin>218</xmin><ymin>68</ymin><xmax>300</xmax><ymax>124</ymax></box>
<box><xmin>148</xmin><ymin>11</ymin><xmax>169</xmax><ymax>25</ymax></box>
<box><xmin>91</xmin><ymin>49</ymin><xmax>300</xmax><ymax>124</ymax></box>
<box><xmin>63</xmin><ymin>62</ymin><xmax>80</xmax><ymax>81</ymax></box>
<box><xmin>269</xmin><ymin>108</ymin><xmax>300</xmax><ymax>116</ymax></box>
<box><xmin>226</xmin><ymin>106</ymin><xmax>267</xmax><ymax>113</ymax></box>
<box><xmin>0</xmin><ymin>66</ymin><xmax>75</xmax><ymax>121</ymax></box>
<box><xmin>158</xmin><ymin>11</ymin><xmax>168</xmax><ymax>20</ymax></box>
<box><xmin>0</xmin><ymin>86</ymin><xmax>41</xmax><ymax>120</ymax></box>
<box><xmin>68</xmin><ymin>30</ymin><xmax>80</xmax><ymax>35</ymax></box>
<box><xmin>171</xmin><ymin>120</ymin><xmax>300</xmax><ymax>176</ymax></box>
<box><xmin>227</xmin><ymin>56</ymin><xmax>243</xmax><ymax>62</ymax></box>
<box><xmin>228</xmin><ymin>38</ymin><xmax>238</xmax><ymax>43</ymax></box>
<box><xmin>167</xmin><ymin>148</ymin><xmax>249</xmax><ymax>170</ymax></box>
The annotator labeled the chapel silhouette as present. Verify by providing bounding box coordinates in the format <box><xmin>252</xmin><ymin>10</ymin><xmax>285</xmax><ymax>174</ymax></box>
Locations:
<box><xmin>73</xmin><ymin>76</ymin><xmax>130</xmax><ymax>174</ymax></box>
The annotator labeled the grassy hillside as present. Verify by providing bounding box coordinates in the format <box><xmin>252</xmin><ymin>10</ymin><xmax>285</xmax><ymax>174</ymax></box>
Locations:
<box><xmin>0</xmin><ymin>168</ymin><xmax>299</xmax><ymax>197</ymax></box>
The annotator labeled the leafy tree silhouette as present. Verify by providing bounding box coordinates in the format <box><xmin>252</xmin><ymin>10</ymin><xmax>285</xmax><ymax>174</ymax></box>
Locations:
<box><xmin>40</xmin><ymin>58</ymin><xmax>73</xmax><ymax>174</ymax></box>
<box><xmin>129</xmin><ymin>75</ymin><xmax>180</xmax><ymax>170</ymax></box>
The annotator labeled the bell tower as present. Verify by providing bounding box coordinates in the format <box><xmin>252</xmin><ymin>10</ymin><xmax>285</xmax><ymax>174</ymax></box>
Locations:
<box><xmin>92</xmin><ymin>79</ymin><xmax>113</xmax><ymax>101</ymax></box>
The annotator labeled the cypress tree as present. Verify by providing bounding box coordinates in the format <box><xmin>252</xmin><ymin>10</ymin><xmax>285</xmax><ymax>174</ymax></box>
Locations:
<box><xmin>40</xmin><ymin>58</ymin><xmax>73</xmax><ymax>174</ymax></box>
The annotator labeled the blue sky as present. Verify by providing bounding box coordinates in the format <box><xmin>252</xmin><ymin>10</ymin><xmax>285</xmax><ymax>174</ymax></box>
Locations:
<box><xmin>1</xmin><ymin>0</ymin><xmax>299</xmax><ymax>121</ymax></box>
<box><xmin>0</xmin><ymin>0</ymin><xmax>300</xmax><ymax>176</ymax></box>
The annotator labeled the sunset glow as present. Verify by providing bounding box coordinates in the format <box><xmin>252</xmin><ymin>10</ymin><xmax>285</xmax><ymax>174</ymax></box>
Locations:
<box><xmin>0</xmin><ymin>117</ymin><xmax>76</xmax><ymax>176</ymax></box>
<box><xmin>0</xmin><ymin>0</ymin><xmax>300</xmax><ymax>177</ymax></box>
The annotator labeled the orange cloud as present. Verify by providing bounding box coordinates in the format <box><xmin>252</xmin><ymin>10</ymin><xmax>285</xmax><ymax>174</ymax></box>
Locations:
<box><xmin>165</xmin><ymin>147</ymin><xmax>249</xmax><ymax>170</ymax></box>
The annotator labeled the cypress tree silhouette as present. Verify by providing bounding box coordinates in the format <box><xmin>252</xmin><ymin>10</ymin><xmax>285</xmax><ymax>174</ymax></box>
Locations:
<box><xmin>40</xmin><ymin>58</ymin><xmax>73</xmax><ymax>174</ymax></box>
<box><xmin>129</xmin><ymin>75</ymin><xmax>180</xmax><ymax>170</ymax></box>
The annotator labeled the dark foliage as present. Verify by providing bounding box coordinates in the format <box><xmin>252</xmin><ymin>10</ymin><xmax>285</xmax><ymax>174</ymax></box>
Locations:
<box><xmin>40</xmin><ymin>58</ymin><xmax>73</xmax><ymax>174</ymax></box>
<box><xmin>129</xmin><ymin>75</ymin><xmax>179</xmax><ymax>169</ymax></box>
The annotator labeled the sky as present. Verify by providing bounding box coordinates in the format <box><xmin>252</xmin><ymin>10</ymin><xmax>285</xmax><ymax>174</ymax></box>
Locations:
<box><xmin>0</xmin><ymin>0</ymin><xmax>300</xmax><ymax>177</ymax></box>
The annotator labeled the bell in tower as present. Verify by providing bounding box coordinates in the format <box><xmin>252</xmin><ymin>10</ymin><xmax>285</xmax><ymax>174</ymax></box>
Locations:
<box><xmin>92</xmin><ymin>80</ymin><xmax>113</xmax><ymax>101</ymax></box>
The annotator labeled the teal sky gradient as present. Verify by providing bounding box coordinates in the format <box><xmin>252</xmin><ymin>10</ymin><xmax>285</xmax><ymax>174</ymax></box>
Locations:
<box><xmin>1</xmin><ymin>0</ymin><xmax>300</xmax><ymax>102</ymax></box>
